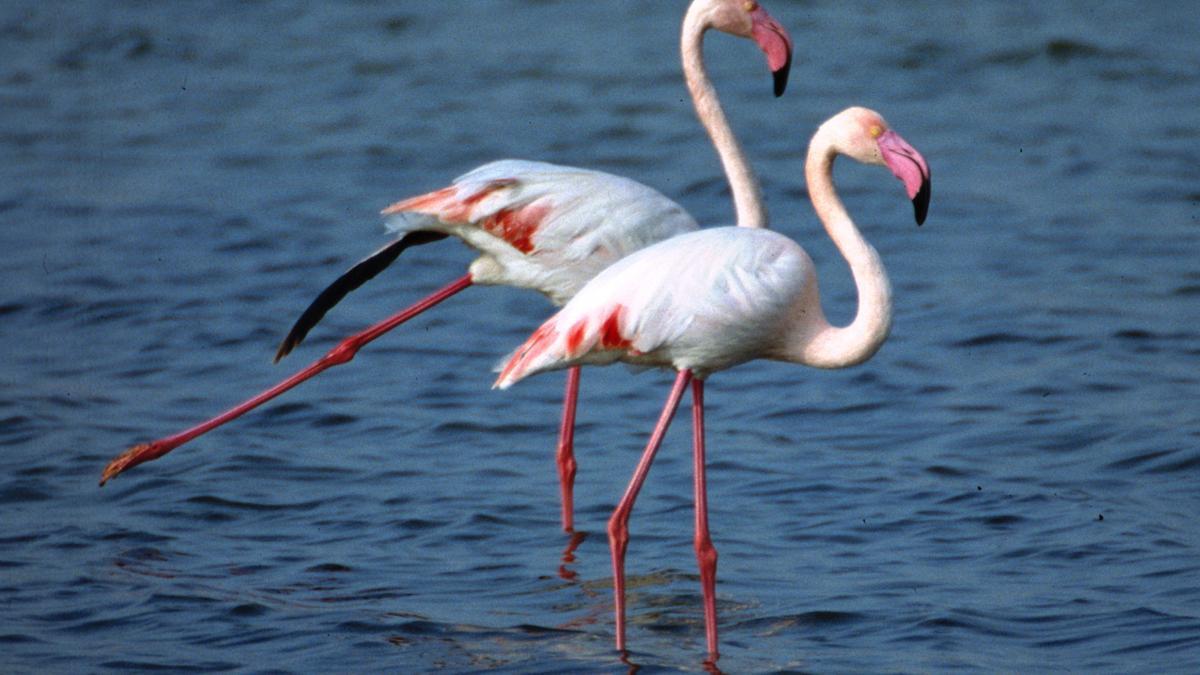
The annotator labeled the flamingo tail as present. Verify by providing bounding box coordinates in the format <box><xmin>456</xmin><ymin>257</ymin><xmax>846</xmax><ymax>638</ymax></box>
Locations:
<box><xmin>494</xmin><ymin>322</ymin><xmax>561</xmax><ymax>390</ymax></box>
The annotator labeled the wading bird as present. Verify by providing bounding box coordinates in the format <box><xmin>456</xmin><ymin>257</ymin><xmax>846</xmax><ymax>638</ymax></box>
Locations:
<box><xmin>495</xmin><ymin>106</ymin><xmax>932</xmax><ymax>659</ymax></box>
<box><xmin>100</xmin><ymin>0</ymin><xmax>795</xmax><ymax>533</ymax></box>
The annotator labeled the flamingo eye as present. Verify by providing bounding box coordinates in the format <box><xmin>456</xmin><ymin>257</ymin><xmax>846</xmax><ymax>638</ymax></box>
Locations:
<box><xmin>743</xmin><ymin>1</ymin><xmax>758</xmax><ymax>11</ymax></box>
<box><xmin>868</xmin><ymin>124</ymin><xmax>884</xmax><ymax>139</ymax></box>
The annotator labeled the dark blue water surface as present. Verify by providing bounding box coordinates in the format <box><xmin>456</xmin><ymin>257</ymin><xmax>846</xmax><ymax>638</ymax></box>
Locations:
<box><xmin>3</xmin><ymin>1</ymin><xmax>1199</xmax><ymax>672</ymax></box>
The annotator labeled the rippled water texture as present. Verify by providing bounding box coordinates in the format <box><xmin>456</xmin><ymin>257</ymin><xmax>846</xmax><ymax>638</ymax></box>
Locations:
<box><xmin>3</xmin><ymin>1</ymin><xmax>1199</xmax><ymax>672</ymax></box>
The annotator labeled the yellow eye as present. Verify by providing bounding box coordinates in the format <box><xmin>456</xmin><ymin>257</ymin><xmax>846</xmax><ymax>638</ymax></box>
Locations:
<box><xmin>869</xmin><ymin>124</ymin><xmax>884</xmax><ymax>139</ymax></box>
<box><xmin>744</xmin><ymin>1</ymin><xmax>758</xmax><ymax>11</ymax></box>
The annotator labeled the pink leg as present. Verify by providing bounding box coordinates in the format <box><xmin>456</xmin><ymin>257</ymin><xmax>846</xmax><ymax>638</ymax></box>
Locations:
<box><xmin>556</xmin><ymin>366</ymin><xmax>581</xmax><ymax>532</ymax></box>
<box><xmin>691</xmin><ymin>378</ymin><xmax>719</xmax><ymax>662</ymax></box>
<box><xmin>100</xmin><ymin>274</ymin><xmax>474</xmax><ymax>485</ymax></box>
<box><xmin>607</xmin><ymin>369</ymin><xmax>693</xmax><ymax>653</ymax></box>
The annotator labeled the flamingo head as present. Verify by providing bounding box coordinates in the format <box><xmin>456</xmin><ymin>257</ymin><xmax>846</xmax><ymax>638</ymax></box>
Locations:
<box><xmin>826</xmin><ymin>107</ymin><xmax>932</xmax><ymax>225</ymax></box>
<box><xmin>694</xmin><ymin>0</ymin><xmax>794</xmax><ymax>97</ymax></box>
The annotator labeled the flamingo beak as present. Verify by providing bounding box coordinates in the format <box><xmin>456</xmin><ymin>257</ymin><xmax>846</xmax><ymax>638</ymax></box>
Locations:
<box><xmin>749</xmin><ymin>6</ymin><xmax>793</xmax><ymax>97</ymax></box>
<box><xmin>878</xmin><ymin>130</ymin><xmax>931</xmax><ymax>225</ymax></box>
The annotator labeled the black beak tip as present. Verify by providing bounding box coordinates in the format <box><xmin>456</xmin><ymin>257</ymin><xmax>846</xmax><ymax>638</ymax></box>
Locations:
<box><xmin>772</xmin><ymin>55</ymin><xmax>792</xmax><ymax>98</ymax></box>
<box><xmin>912</xmin><ymin>179</ymin><xmax>931</xmax><ymax>226</ymax></box>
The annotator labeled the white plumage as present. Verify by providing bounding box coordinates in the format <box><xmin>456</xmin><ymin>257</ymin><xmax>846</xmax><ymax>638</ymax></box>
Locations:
<box><xmin>494</xmin><ymin>226</ymin><xmax>816</xmax><ymax>381</ymax></box>
<box><xmin>383</xmin><ymin>159</ymin><xmax>699</xmax><ymax>304</ymax></box>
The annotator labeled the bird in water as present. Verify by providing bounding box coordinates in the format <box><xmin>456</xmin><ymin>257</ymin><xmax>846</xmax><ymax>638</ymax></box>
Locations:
<box><xmin>99</xmin><ymin>0</ymin><xmax>795</xmax><ymax>537</ymax></box>
<box><xmin>494</xmin><ymin>106</ymin><xmax>932</xmax><ymax>659</ymax></box>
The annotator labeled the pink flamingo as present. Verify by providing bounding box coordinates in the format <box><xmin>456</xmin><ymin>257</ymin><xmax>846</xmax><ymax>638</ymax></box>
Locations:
<box><xmin>495</xmin><ymin>107</ymin><xmax>932</xmax><ymax>659</ymax></box>
<box><xmin>99</xmin><ymin>0</ymin><xmax>794</xmax><ymax>525</ymax></box>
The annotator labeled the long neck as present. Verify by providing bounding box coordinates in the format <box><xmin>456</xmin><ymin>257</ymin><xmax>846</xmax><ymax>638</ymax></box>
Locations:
<box><xmin>681</xmin><ymin>13</ymin><xmax>766</xmax><ymax>229</ymax></box>
<box><xmin>790</xmin><ymin>130</ymin><xmax>893</xmax><ymax>368</ymax></box>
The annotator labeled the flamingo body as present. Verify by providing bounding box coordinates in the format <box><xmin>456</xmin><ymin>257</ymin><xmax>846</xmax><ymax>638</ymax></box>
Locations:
<box><xmin>382</xmin><ymin>160</ymin><xmax>699</xmax><ymax>305</ymax></box>
<box><xmin>496</xmin><ymin>226</ymin><xmax>816</xmax><ymax>384</ymax></box>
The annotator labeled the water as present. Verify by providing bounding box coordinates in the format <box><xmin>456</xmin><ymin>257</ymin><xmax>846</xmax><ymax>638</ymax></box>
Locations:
<box><xmin>3</xmin><ymin>1</ymin><xmax>1199</xmax><ymax>671</ymax></box>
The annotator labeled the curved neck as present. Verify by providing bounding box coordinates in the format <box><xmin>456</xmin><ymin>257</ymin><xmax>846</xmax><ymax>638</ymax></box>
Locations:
<box><xmin>791</xmin><ymin>128</ymin><xmax>893</xmax><ymax>368</ymax></box>
<box><xmin>681</xmin><ymin>11</ymin><xmax>766</xmax><ymax>229</ymax></box>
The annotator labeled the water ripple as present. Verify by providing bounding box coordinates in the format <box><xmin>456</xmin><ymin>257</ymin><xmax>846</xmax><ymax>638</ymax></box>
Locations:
<box><xmin>4</xmin><ymin>1</ymin><xmax>1199</xmax><ymax>672</ymax></box>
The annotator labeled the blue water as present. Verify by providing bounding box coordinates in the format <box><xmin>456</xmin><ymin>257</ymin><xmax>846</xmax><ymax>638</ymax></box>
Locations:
<box><xmin>3</xmin><ymin>1</ymin><xmax>1199</xmax><ymax>672</ymax></box>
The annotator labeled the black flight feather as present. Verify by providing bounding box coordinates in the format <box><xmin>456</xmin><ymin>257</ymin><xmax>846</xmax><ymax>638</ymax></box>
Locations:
<box><xmin>273</xmin><ymin>230</ymin><xmax>448</xmax><ymax>362</ymax></box>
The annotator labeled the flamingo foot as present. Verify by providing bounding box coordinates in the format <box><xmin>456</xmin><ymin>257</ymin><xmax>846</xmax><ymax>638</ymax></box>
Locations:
<box><xmin>100</xmin><ymin>441</ymin><xmax>170</xmax><ymax>486</ymax></box>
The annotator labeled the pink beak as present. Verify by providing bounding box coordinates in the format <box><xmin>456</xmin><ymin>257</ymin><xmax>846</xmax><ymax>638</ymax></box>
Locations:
<box><xmin>749</xmin><ymin>5</ymin><xmax>794</xmax><ymax>97</ymax></box>
<box><xmin>878</xmin><ymin>130</ymin><xmax>931</xmax><ymax>225</ymax></box>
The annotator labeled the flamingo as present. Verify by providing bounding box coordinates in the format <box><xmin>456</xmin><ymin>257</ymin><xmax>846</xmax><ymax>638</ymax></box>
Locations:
<box><xmin>98</xmin><ymin>0</ymin><xmax>795</xmax><ymax>531</ymax></box>
<box><xmin>494</xmin><ymin>106</ymin><xmax>932</xmax><ymax>658</ymax></box>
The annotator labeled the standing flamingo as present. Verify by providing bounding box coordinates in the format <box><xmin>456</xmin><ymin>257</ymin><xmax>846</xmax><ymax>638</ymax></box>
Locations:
<box><xmin>494</xmin><ymin>107</ymin><xmax>932</xmax><ymax>659</ymax></box>
<box><xmin>99</xmin><ymin>0</ymin><xmax>795</xmax><ymax>531</ymax></box>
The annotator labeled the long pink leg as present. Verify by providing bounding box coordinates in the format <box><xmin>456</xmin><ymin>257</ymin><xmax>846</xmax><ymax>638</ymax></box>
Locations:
<box><xmin>691</xmin><ymin>378</ymin><xmax>719</xmax><ymax>662</ymax></box>
<box><xmin>607</xmin><ymin>368</ymin><xmax>693</xmax><ymax>653</ymax></box>
<box><xmin>556</xmin><ymin>366</ymin><xmax>581</xmax><ymax>531</ymax></box>
<box><xmin>100</xmin><ymin>274</ymin><xmax>474</xmax><ymax>485</ymax></box>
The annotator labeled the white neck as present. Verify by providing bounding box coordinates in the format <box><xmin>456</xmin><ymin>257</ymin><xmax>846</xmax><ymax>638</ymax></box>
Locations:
<box><xmin>681</xmin><ymin>10</ymin><xmax>766</xmax><ymax>229</ymax></box>
<box><xmin>786</xmin><ymin>126</ymin><xmax>893</xmax><ymax>368</ymax></box>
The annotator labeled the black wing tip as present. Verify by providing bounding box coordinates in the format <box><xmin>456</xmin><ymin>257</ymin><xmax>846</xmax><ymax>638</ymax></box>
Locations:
<box><xmin>272</xmin><ymin>231</ymin><xmax>450</xmax><ymax>362</ymax></box>
<box><xmin>273</xmin><ymin>337</ymin><xmax>298</xmax><ymax>363</ymax></box>
<box><xmin>274</xmin><ymin>300</ymin><xmax>326</xmax><ymax>363</ymax></box>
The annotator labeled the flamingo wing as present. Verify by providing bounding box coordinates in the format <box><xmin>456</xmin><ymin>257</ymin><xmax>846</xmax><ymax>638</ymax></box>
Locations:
<box><xmin>383</xmin><ymin>159</ymin><xmax>700</xmax><ymax>258</ymax></box>
<box><xmin>278</xmin><ymin>160</ymin><xmax>699</xmax><ymax>359</ymax></box>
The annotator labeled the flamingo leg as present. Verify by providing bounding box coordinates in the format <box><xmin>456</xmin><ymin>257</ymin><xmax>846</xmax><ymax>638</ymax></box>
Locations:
<box><xmin>607</xmin><ymin>368</ymin><xmax>693</xmax><ymax>653</ymax></box>
<box><xmin>99</xmin><ymin>274</ymin><xmax>474</xmax><ymax>485</ymax></box>
<box><xmin>556</xmin><ymin>366</ymin><xmax>581</xmax><ymax>531</ymax></box>
<box><xmin>691</xmin><ymin>377</ymin><xmax>719</xmax><ymax>662</ymax></box>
